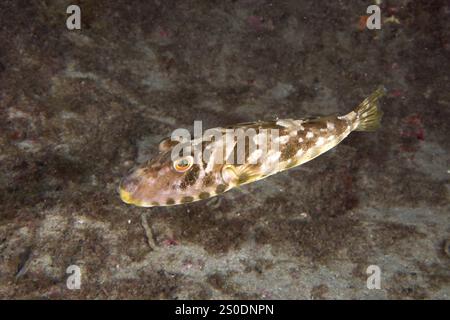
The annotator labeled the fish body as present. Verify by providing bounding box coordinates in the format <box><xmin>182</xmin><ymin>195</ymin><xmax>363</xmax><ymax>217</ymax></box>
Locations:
<box><xmin>120</xmin><ymin>87</ymin><xmax>385</xmax><ymax>207</ymax></box>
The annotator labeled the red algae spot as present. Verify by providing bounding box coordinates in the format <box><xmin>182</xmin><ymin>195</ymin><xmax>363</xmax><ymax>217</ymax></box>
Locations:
<box><xmin>398</xmin><ymin>114</ymin><xmax>425</xmax><ymax>158</ymax></box>
<box><xmin>247</xmin><ymin>15</ymin><xmax>264</xmax><ymax>31</ymax></box>
<box><xmin>247</xmin><ymin>15</ymin><xmax>275</xmax><ymax>31</ymax></box>
<box><xmin>401</xmin><ymin>114</ymin><xmax>425</xmax><ymax>141</ymax></box>
<box><xmin>416</xmin><ymin>128</ymin><xmax>425</xmax><ymax>141</ymax></box>
<box><xmin>405</xmin><ymin>114</ymin><xmax>422</xmax><ymax>126</ymax></box>
<box><xmin>158</xmin><ymin>27</ymin><xmax>169</xmax><ymax>38</ymax></box>
<box><xmin>163</xmin><ymin>238</ymin><xmax>178</xmax><ymax>246</ymax></box>
<box><xmin>386</xmin><ymin>5</ymin><xmax>400</xmax><ymax>16</ymax></box>
<box><xmin>390</xmin><ymin>89</ymin><xmax>404</xmax><ymax>98</ymax></box>
<box><xmin>358</xmin><ymin>16</ymin><xmax>369</xmax><ymax>31</ymax></box>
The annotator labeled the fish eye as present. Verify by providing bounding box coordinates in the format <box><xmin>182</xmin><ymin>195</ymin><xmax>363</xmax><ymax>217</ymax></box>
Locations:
<box><xmin>173</xmin><ymin>156</ymin><xmax>193</xmax><ymax>172</ymax></box>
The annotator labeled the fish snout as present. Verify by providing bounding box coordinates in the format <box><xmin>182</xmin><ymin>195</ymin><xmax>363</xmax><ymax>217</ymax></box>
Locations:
<box><xmin>119</xmin><ymin>175</ymin><xmax>140</xmax><ymax>204</ymax></box>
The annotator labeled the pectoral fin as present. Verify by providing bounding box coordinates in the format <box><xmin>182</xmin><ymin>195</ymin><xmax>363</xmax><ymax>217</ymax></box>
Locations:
<box><xmin>221</xmin><ymin>164</ymin><xmax>263</xmax><ymax>186</ymax></box>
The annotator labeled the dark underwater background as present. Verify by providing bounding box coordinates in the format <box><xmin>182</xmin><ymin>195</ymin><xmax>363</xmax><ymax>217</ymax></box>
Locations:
<box><xmin>0</xmin><ymin>0</ymin><xmax>449</xmax><ymax>299</ymax></box>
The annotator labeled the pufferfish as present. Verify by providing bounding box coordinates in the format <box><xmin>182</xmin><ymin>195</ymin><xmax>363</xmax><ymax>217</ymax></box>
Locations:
<box><xmin>119</xmin><ymin>87</ymin><xmax>385</xmax><ymax>207</ymax></box>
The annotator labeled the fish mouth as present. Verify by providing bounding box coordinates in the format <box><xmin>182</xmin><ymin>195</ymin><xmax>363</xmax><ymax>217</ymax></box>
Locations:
<box><xmin>119</xmin><ymin>175</ymin><xmax>144</xmax><ymax>206</ymax></box>
<box><xmin>119</xmin><ymin>187</ymin><xmax>135</xmax><ymax>205</ymax></box>
<box><xmin>119</xmin><ymin>187</ymin><xmax>157</xmax><ymax>207</ymax></box>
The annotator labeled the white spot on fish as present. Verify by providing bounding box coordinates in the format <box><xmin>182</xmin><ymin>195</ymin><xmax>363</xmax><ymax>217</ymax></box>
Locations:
<box><xmin>274</xmin><ymin>135</ymin><xmax>290</xmax><ymax>144</ymax></box>
<box><xmin>327</xmin><ymin>122</ymin><xmax>335</xmax><ymax>130</ymax></box>
<box><xmin>298</xmin><ymin>137</ymin><xmax>304</xmax><ymax>143</ymax></box>
<box><xmin>295</xmin><ymin>149</ymin><xmax>304</xmax><ymax>157</ymax></box>
<box><xmin>260</xmin><ymin>150</ymin><xmax>281</xmax><ymax>174</ymax></box>
<box><xmin>253</xmin><ymin>132</ymin><xmax>268</xmax><ymax>145</ymax></box>
<box><xmin>339</xmin><ymin>111</ymin><xmax>356</xmax><ymax>121</ymax></box>
<box><xmin>248</xmin><ymin>149</ymin><xmax>263</xmax><ymax>164</ymax></box>
<box><xmin>316</xmin><ymin>137</ymin><xmax>325</xmax><ymax>146</ymax></box>
<box><xmin>267</xmin><ymin>150</ymin><xmax>281</xmax><ymax>163</ymax></box>
<box><xmin>293</xmin><ymin>120</ymin><xmax>305</xmax><ymax>130</ymax></box>
<box><xmin>276</xmin><ymin>119</ymin><xmax>293</xmax><ymax>128</ymax></box>
<box><xmin>306</xmin><ymin>131</ymin><xmax>314</xmax><ymax>139</ymax></box>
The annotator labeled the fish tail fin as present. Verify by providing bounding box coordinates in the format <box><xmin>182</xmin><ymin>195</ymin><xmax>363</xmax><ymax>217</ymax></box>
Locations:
<box><xmin>352</xmin><ymin>86</ymin><xmax>386</xmax><ymax>131</ymax></box>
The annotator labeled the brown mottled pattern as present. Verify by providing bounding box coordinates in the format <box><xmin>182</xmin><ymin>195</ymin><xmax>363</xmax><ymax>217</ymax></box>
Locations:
<box><xmin>277</xmin><ymin>116</ymin><xmax>349</xmax><ymax>165</ymax></box>
<box><xmin>280</xmin><ymin>141</ymin><xmax>298</xmax><ymax>161</ymax></box>
<box><xmin>216</xmin><ymin>184</ymin><xmax>227</xmax><ymax>194</ymax></box>
<box><xmin>180</xmin><ymin>164</ymin><xmax>200</xmax><ymax>190</ymax></box>
<box><xmin>121</xmin><ymin>115</ymin><xmax>355</xmax><ymax>208</ymax></box>
<box><xmin>202</xmin><ymin>173</ymin><xmax>215</xmax><ymax>187</ymax></box>
<box><xmin>334</xmin><ymin>118</ymin><xmax>350</xmax><ymax>134</ymax></box>
<box><xmin>225</xmin><ymin>126</ymin><xmax>285</xmax><ymax>165</ymax></box>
